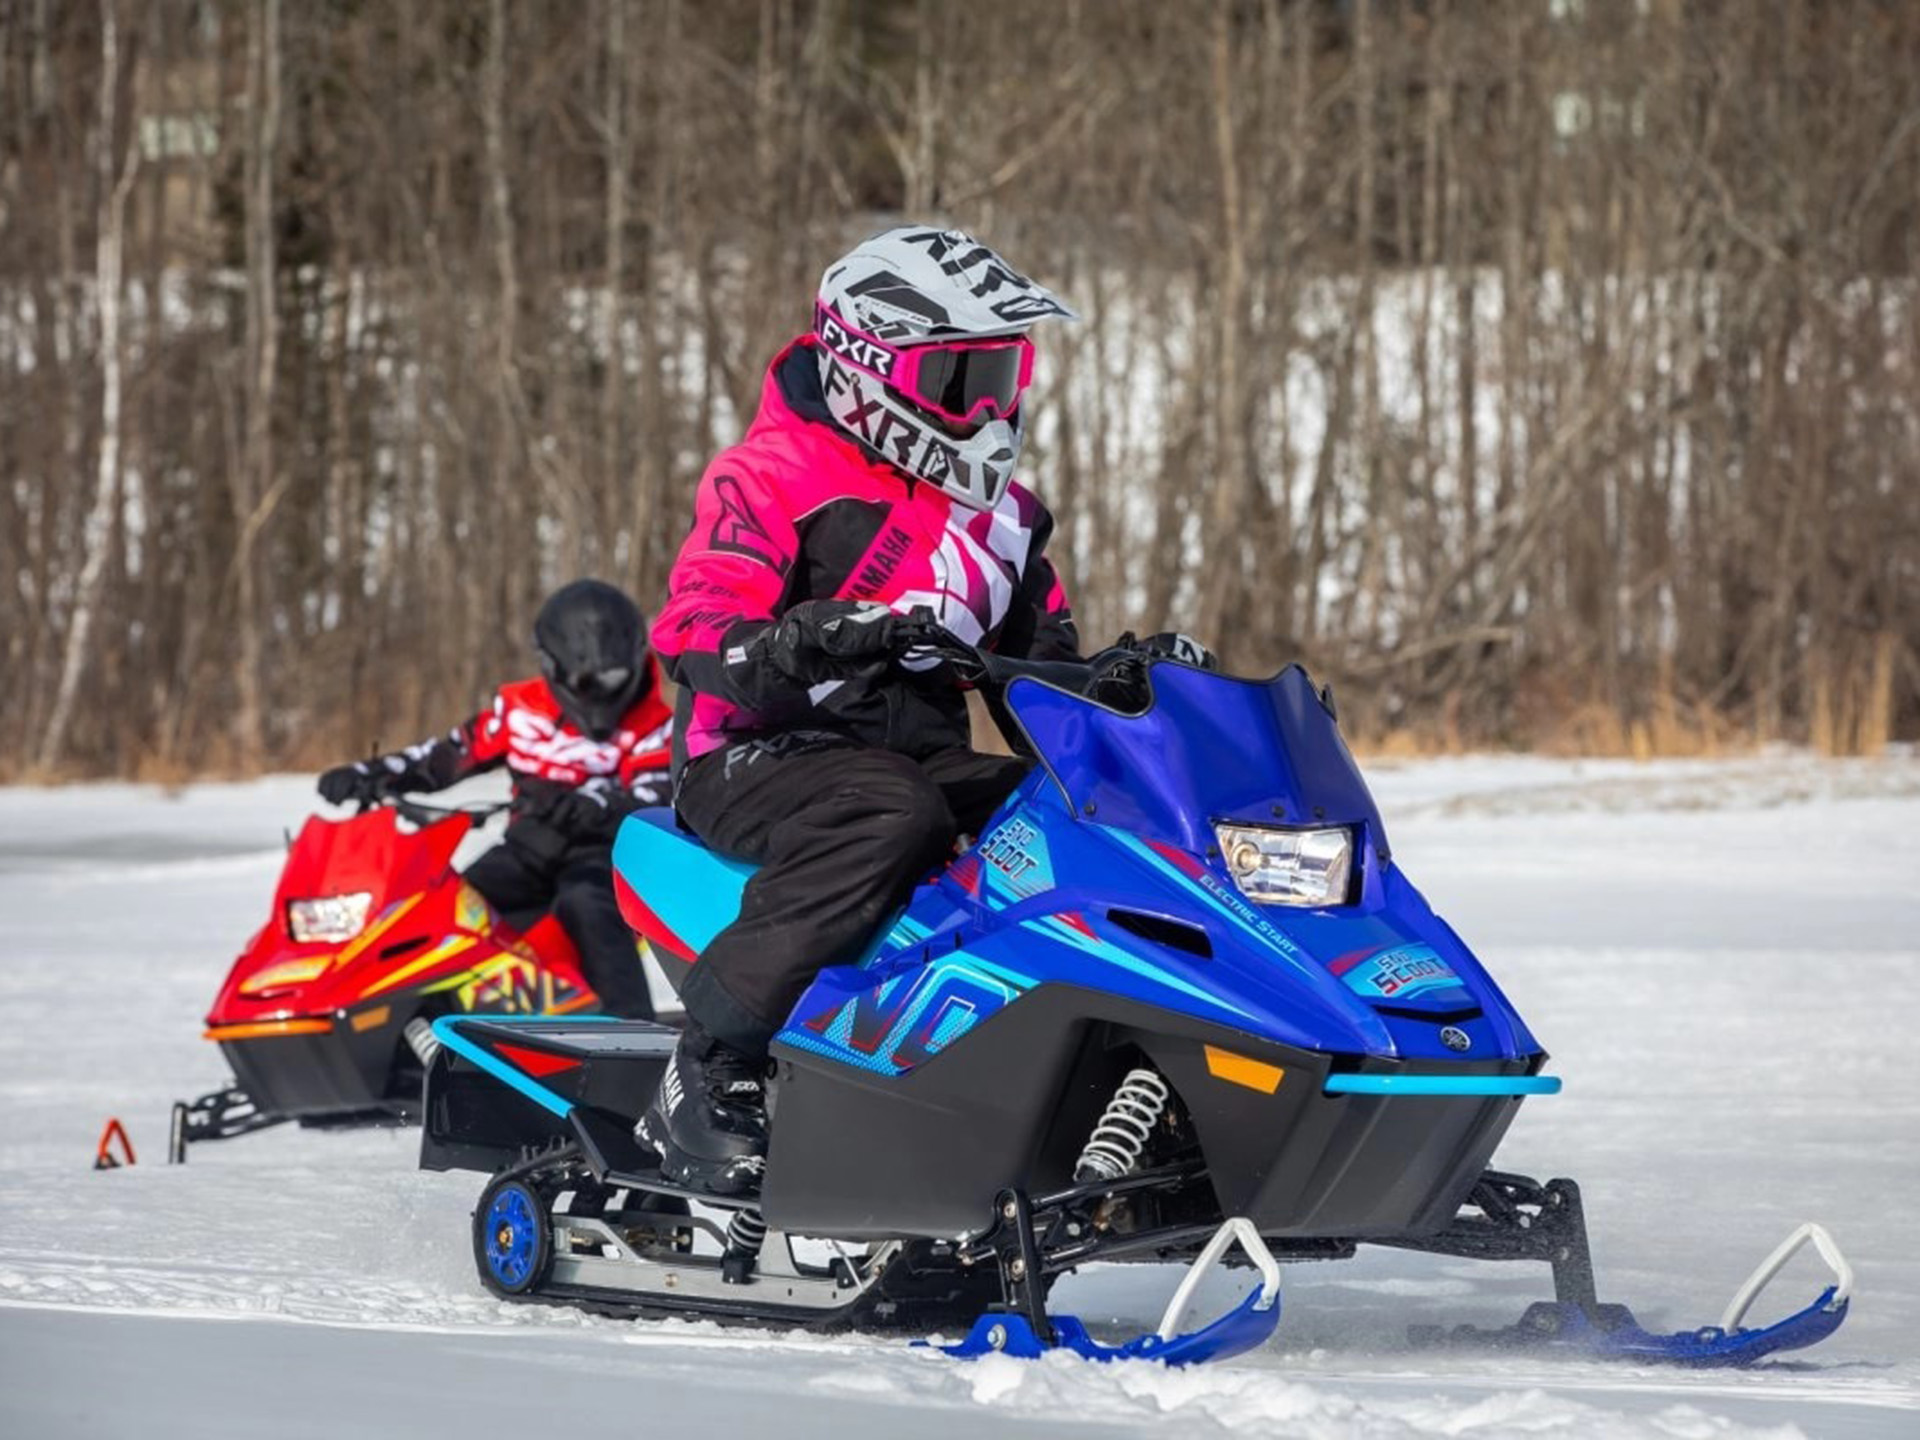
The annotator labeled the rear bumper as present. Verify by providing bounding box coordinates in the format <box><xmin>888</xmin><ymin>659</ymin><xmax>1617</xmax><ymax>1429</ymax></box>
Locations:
<box><xmin>418</xmin><ymin>1016</ymin><xmax>677</xmax><ymax>1174</ymax></box>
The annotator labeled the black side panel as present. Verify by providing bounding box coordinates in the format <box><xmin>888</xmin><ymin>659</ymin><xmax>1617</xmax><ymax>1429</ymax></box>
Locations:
<box><xmin>764</xmin><ymin>991</ymin><xmax>1096</xmax><ymax>1239</ymax></box>
<box><xmin>765</xmin><ymin>984</ymin><xmax>1534</xmax><ymax>1242</ymax></box>
<box><xmin>1134</xmin><ymin>1033</ymin><xmax>1520</xmax><ymax>1237</ymax></box>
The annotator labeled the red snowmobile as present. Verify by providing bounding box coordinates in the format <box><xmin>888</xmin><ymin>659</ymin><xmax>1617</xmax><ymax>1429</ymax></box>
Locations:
<box><xmin>169</xmin><ymin>797</ymin><xmax>601</xmax><ymax>1161</ymax></box>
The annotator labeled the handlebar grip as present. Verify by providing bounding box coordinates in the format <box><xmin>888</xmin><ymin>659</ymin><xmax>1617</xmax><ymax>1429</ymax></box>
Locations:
<box><xmin>888</xmin><ymin>611</ymin><xmax>1097</xmax><ymax>696</ymax></box>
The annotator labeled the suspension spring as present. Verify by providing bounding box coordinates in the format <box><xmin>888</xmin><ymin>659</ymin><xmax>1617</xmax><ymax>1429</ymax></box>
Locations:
<box><xmin>721</xmin><ymin>1206</ymin><xmax>768</xmax><ymax>1285</ymax></box>
<box><xmin>403</xmin><ymin>1017</ymin><xmax>440</xmax><ymax>1067</ymax></box>
<box><xmin>1073</xmin><ymin>1067</ymin><xmax>1172</xmax><ymax>1183</ymax></box>
<box><xmin>725</xmin><ymin>1206</ymin><xmax>767</xmax><ymax>1260</ymax></box>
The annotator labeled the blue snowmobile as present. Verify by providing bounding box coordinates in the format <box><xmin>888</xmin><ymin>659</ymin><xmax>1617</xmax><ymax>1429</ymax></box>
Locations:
<box><xmin>418</xmin><ymin>627</ymin><xmax>1852</xmax><ymax>1366</ymax></box>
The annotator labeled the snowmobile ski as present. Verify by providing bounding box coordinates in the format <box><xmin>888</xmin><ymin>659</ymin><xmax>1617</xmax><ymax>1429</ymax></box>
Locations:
<box><xmin>1412</xmin><ymin>1221</ymin><xmax>1852</xmax><ymax>1367</ymax></box>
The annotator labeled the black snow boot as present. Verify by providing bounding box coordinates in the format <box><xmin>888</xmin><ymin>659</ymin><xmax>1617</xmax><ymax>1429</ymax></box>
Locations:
<box><xmin>635</xmin><ymin>1023</ymin><xmax>768</xmax><ymax>1198</ymax></box>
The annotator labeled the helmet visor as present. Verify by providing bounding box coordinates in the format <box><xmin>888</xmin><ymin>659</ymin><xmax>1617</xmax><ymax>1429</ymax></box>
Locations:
<box><xmin>546</xmin><ymin>663</ymin><xmax>641</xmax><ymax>739</ymax></box>
<box><xmin>570</xmin><ymin>665</ymin><xmax>633</xmax><ymax>699</ymax></box>
<box><xmin>902</xmin><ymin>338</ymin><xmax>1034</xmax><ymax>427</ymax></box>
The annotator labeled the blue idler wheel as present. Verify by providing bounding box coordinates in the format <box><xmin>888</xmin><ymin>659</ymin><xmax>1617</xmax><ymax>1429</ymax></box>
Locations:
<box><xmin>474</xmin><ymin>1176</ymin><xmax>552</xmax><ymax>1297</ymax></box>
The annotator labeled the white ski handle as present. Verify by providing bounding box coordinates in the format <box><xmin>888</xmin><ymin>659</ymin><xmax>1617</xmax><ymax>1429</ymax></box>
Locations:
<box><xmin>1719</xmin><ymin>1221</ymin><xmax>1853</xmax><ymax>1333</ymax></box>
<box><xmin>1156</xmin><ymin>1216</ymin><xmax>1281</xmax><ymax>1341</ymax></box>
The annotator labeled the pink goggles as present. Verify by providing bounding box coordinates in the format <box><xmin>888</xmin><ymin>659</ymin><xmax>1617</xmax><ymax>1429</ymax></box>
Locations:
<box><xmin>816</xmin><ymin>301</ymin><xmax>1035</xmax><ymax>428</ymax></box>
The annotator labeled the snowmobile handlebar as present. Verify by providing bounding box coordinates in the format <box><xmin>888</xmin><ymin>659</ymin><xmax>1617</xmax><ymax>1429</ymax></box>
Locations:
<box><xmin>373</xmin><ymin>795</ymin><xmax>512</xmax><ymax>829</ymax></box>
<box><xmin>891</xmin><ymin>611</ymin><xmax>1094</xmax><ymax>696</ymax></box>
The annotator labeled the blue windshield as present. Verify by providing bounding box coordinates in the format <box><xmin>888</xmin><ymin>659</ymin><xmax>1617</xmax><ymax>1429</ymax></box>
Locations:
<box><xmin>1004</xmin><ymin>662</ymin><xmax>1388</xmax><ymax>861</ymax></box>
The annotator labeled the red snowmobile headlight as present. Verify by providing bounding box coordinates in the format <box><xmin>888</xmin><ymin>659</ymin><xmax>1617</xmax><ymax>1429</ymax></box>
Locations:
<box><xmin>286</xmin><ymin>891</ymin><xmax>373</xmax><ymax>943</ymax></box>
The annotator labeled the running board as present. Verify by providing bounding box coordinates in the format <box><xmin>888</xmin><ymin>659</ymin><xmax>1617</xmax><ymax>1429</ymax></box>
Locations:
<box><xmin>546</xmin><ymin>1209</ymin><xmax>896</xmax><ymax>1317</ymax></box>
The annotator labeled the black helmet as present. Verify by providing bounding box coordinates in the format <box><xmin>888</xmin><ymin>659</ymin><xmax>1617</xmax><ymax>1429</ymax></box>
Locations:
<box><xmin>533</xmin><ymin>580</ymin><xmax>651</xmax><ymax>740</ymax></box>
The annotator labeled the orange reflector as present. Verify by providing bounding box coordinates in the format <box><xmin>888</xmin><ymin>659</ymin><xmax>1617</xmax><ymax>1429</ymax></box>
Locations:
<box><xmin>1204</xmin><ymin>1045</ymin><xmax>1285</xmax><ymax>1094</ymax></box>
<box><xmin>238</xmin><ymin>955</ymin><xmax>333</xmax><ymax>995</ymax></box>
<box><xmin>349</xmin><ymin>1005</ymin><xmax>392</xmax><ymax>1033</ymax></box>
<box><xmin>203</xmin><ymin>1019</ymin><xmax>334</xmax><ymax>1042</ymax></box>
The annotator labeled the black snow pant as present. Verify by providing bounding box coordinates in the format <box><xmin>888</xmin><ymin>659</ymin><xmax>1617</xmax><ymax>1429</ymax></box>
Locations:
<box><xmin>674</xmin><ymin>735</ymin><xmax>1031</xmax><ymax>1056</ymax></box>
<box><xmin>463</xmin><ymin>831</ymin><xmax>656</xmax><ymax>1020</ymax></box>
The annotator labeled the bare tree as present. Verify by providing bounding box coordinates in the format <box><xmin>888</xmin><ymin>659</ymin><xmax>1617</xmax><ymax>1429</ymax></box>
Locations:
<box><xmin>35</xmin><ymin>0</ymin><xmax>139</xmax><ymax>772</ymax></box>
<box><xmin>228</xmin><ymin>0</ymin><xmax>281</xmax><ymax>767</ymax></box>
<box><xmin>2</xmin><ymin>0</ymin><xmax>1915</xmax><ymax>778</ymax></box>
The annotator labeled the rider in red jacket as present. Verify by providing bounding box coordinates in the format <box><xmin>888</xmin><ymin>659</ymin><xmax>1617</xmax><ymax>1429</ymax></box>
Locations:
<box><xmin>639</xmin><ymin>227</ymin><xmax>1085</xmax><ymax>1194</ymax></box>
<box><xmin>318</xmin><ymin>580</ymin><xmax>671</xmax><ymax>1019</ymax></box>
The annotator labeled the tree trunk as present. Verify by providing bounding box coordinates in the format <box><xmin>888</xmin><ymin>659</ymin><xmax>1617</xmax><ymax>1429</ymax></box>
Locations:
<box><xmin>601</xmin><ymin>0</ymin><xmax>630</xmax><ymax>575</ymax></box>
<box><xmin>37</xmin><ymin>0</ymin><xmax>139</xmax><ymax>773</ymax></box>
<box><xmin>230</xmin><ymin>0</ymin><xmax>281</xmax><ymax>768</ymax></box>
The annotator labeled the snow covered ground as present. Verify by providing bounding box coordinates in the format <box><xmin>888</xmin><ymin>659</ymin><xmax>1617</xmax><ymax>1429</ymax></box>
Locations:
<box><xmin>2</xmin><ymin>754</ymin><xmax>1916</xmax><ymax>1438</ymax></box>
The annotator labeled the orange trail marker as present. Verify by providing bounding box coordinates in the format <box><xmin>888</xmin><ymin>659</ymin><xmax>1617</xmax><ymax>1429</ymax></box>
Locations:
<box><xmin>94</xmin><ymin>1117</ymin><xmax>137</xmax><ymax>1170</ymax></box>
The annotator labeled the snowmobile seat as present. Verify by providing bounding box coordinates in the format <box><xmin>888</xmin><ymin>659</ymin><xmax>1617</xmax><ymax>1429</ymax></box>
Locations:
<box><xmin>610</xmin><ymin>808</ymin><xmax>757</xmax><ymax>964</ymax></box>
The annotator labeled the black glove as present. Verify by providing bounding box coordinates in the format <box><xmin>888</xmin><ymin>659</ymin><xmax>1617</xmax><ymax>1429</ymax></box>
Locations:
<box><xmin>1130</xmin><ymin>631</ymin><xmax>1218</xmax><ymax>669</ymax></box>
<box><xmin>548</xmin><ymin>776</ymin><xmax>641</xmax><ymax>841</ymax></box>
<box><xmin>1083</xmin><ymin>631</ymin><xmax>1219</xmax><ymax>711</ymax></box>
<box><xmin>766</xmin><ymin>599</ymin><xmax>911</xmax><ymax>682</ymax></box>
<box><xmin>317</xmin><ymin>761</ymin><xmax>389</xmax><ymax>808</ymax></box>
<box><xmin>1084</xmin><ymin>649</ymin><xmax>1152</xmax><ymax>711</ymax></box>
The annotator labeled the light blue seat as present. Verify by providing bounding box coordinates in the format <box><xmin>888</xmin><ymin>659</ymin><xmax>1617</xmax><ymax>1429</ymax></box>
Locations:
<box><xmin>611</xmin><ymin>808</ymin><xmax>756</xmax><ymax>957</ymax></box>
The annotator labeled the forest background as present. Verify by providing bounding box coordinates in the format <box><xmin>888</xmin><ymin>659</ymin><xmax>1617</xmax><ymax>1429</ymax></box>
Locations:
<box><xmin>3</xmin><ymin>0</ymin><xmax>1917</xmax><ymax>778</ymax></box>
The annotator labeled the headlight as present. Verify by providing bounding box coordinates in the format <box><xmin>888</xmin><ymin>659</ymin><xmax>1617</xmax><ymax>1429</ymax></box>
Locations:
<box><xmin>240</xmin><ymin>956</ymin><xmax>335</xmax><ymax>994</ymax></box>
<box><xmin>286</xmin><ymin>891</ymin><xmax>373</xmax><ymax>943</ymax></box>
<box><xmin>1213</xmin><ymin>823</ymin><xmax>1353</xmax><ymax>907</ymax></box>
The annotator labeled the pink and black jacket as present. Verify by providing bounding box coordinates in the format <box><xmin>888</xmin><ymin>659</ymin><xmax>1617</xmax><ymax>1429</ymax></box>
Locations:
<box><xmin>652</xmin><ymin>336</ymin><xmax>1079</xmax><ymax>773</ymax></box>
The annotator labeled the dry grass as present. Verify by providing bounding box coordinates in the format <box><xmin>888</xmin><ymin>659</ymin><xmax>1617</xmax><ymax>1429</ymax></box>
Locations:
<box><xmin>6</xmin><ymin>649</ymin><xmax>1910</xmax><ymax>783</ymax></box>
<box><xmin>1350</xmin><ymin>655</ymin><xmax>1906</xmax><ymax>762</ymax></box>
<box><xmin>1808</xmin><ymin>630</ymin><xmax>1900</xmax><ymax>759</ymax></box>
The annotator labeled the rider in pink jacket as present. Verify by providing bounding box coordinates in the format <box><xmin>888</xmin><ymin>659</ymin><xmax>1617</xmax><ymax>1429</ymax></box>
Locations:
<box><xmin>654</xmin><ymin>339</ymin><xmax>1078</xmax><ymax>767</ymax></box>
<box><xmin>640</xmin><ymin>226</ymin><xmax>1082</xmax><ymax>1196</ymax></box>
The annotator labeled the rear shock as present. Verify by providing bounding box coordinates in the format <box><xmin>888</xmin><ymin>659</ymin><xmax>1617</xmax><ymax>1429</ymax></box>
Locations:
<box><xmin>1073</xmin><ymin>1067</ymin><xmax>1172</xmax><ymax>1182</ymax></box>
<box><xmin>722</xmin><ymin>1206</ymin><xmax>767</xmax><ymax>1284</ymax></box>
<box><xmin>403</xmin><ymin>1017</ymin><xmax>441</xmax><ymax>1067</ymax></box>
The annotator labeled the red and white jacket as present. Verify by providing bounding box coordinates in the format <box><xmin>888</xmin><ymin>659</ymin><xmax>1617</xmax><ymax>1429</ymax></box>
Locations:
<box><xmin>652</xmin><ymin>336</ymin><xmax>1078</xmax><ymax>772</ymax></box>
<box><xmin>379</xmin><ymin>664</ymin><xmax>673</xmax><ymax>850</ymax></box>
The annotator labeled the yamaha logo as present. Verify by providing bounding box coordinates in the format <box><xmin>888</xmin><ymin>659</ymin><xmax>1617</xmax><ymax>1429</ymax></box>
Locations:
<box><xmin>1440</xmin><ymin>1026</ymin><xmax>1472</xmax><ymax>1052</ymax></box>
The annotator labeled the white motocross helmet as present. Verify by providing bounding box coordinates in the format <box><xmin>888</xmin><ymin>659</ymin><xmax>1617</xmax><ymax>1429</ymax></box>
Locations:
<box><xmin>814</xmin><ymin>225</ymin><xmax>1077</xmax><ymax>510</ymax></box>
